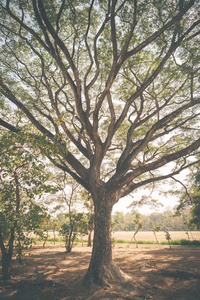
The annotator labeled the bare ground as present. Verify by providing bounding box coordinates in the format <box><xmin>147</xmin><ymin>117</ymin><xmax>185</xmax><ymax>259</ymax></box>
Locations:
<box><xmin>0</xmin><ymin>244</ymin><xmax>200</xmax><ymax>299</ymax></box>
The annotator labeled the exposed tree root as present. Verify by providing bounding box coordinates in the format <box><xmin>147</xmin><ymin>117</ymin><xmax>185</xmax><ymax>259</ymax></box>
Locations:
<box><xmin>84</xmin><ymin>261</ymin><xmax>133</xmax><ymax>289</ymax></box>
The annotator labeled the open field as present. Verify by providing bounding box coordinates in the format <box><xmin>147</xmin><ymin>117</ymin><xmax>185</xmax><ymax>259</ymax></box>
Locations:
<box><xmin>29</xmin><ymin>231</ymin><xmax>200</xmax><ymax>243</ymax></box>
<box><xmin>112</xmin><ymin>231</ymin><xmax>200</xmax><ymax>242</ymax></box>
<box><xmin>1</xmin><ymin>243</ymin><xmax>200</xmax><ymax>299</ymax></box>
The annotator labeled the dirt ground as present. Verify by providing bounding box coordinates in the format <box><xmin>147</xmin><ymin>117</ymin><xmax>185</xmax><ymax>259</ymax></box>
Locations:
<box><xmin>0</xmin><ymin>243</ymin><xmax>200</xmax><ymax>300</ymax></box>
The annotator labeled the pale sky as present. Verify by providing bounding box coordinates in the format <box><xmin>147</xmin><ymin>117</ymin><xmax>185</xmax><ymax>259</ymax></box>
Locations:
<box><xmin>112</xmin><ymin>165</ymin><xmax>190</xmax><ymax>215</ymax></box>
<box><xmin>112</xmin><ymin>192</ymin><xmax>179</xmax><ymax>215</ymax></box>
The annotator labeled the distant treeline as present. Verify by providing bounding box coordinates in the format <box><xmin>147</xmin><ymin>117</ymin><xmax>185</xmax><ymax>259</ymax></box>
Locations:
<box><xmin>112</xmin><ymin>208</ymin><xmax>192</xmax><ymax>231</ymax></box>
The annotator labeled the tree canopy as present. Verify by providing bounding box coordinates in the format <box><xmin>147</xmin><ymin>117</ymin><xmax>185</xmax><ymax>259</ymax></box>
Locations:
<box><xmin>0</xmin><ymin>0</ymin><xmax>200</xmax><ymax>287</ymax></box>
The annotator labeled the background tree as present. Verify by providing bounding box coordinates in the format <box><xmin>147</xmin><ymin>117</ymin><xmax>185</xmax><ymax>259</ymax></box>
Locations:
<box><xmin>113</xmin><ymin>211</ymin><xmax>135</xmax><ymax>231</ymax></box>
<box><xmin>165</xmin><ymin>229</ymin><xmax>172</xmax><ymax>249</ymax></box>
<box><xmin>51</xmin><ymin>219</ymin><xmax>60</xmax><ymax>245</ymax></box>
<box><xmin>188</xmin><ymin>168</ymin><xmax>200</xmax><ymax>229</ymax></box>
<box><xmin>113</xmin><ymin>211</ymin><xmax>125</xmax><ymax>231</ymax></box>
<box><xmin>152</xmin><ymin>226</ymin><xmax>160</xmax><ymax>244</ymax></box>
<box><xmin>0</xmin><ymin>131</ymin><xmax>51</xmax><ymax>279</ymax></box>
<box><xmin>0</xmin><ymin>0</ymin><xmax>200</xmax><ymax>287</ymax></box>
<box><xmin>36</xmin><ymin>214</ymin><xmax>51</xmax><ymax>249</ymax></box>
<box><xmin>57</xmin><ymin>172</ymin><xmax>88</xmax><ymax>252</ymax></box>
<box><xmin>130</xmin><ymin>213</ymin><xmax>142</xmax><ymax>248</ymax></box>
<box><xmin>82</xmin><ymin>190</ymin><xmax>94</xmax><ymax>247</ymax></box>
<box><xmin>112</xmin><ymin>208</ymin><xmax>191</xmax><ymax>231</ymax></box>
<box><xmin>59</xmin><ymin>212</ymin><xmax>88</xmax><ymax>252</ymax></box>
<box><xmin>173</xmin><ymin>163</ymin><xmax>200</xmax><ymax>229</ymax></box>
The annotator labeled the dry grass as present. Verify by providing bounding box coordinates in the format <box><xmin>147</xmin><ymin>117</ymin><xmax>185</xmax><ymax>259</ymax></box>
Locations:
<box><xmin>112</xmin><ymin>231</ymin><xmax>200</xmax><ymax>242</ymax></box>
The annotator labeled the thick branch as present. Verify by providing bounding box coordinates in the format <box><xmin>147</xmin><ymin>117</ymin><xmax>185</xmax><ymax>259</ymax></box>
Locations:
<box><xmin>47</xmin><ymin>155</ymin><xmax>89</xmax><ymax>191</ymax></box>
<box><xmin>114</xmin><ymin>137</ymin><xmax>200</xmax><ymax>194</ymax></box>
<box><xmin>0</xmin><ymin>78</ymin><xmax>89</xmax><ymax>182</ymax></box>
<box><xmin>0</xmin><ymin>77</ymin><xmax>54</xmax><ymax>139</ymax></box>
<box><xmin>0</xmin><ymin>118</ymin><xmax>20</xmax><ymax>133</ymax></box>
<box><xmin>122</xmin><ymin>98</ymin><xmax>200</xmax><ymax>170</ymax></box>
<box><xmin>111</xmin><ymin>0</ymin><xmax>118</xmax><ymax>63</ymax></box>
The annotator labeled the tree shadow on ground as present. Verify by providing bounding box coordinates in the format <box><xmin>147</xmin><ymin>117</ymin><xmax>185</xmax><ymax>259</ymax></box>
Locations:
<box><xmin>0</xmin><ymin>245</ymin><xmax>200</xmax><ymax>299</ymax></box>
<box><xmin>114</xmin><ymin>246</ymin><xmax>200</xmax><ymax>300</ymax></box>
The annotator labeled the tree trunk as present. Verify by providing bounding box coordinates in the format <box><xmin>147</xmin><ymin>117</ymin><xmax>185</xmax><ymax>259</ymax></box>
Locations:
<box><xmin>65</xmin><ymin>233</ymin><xmax>73</xmax><ymax>253</ymax></box>
<box><xmin>154</xmin><ymin>233</ymin><xmax>159</xmax><ymax>244</ymax></box>
<box><xmin>0</xmin><ymin>227</ymin><xmax>15</xmax><ymax>280</ymax></box>
<box><xmin>1</xmin><ymin>252</ymin><xmax>12</xmax><ymax>280</ymax></box>
<box><xmin>84</xmin><ymin>193</ymin><xmax>132</xmax><ymax>287</ymax></box>
<box><xmin>43</xmin><ymin>230</ymin><xmax>49</xmax><ymax>249</ymax></box>
<box><xmin>53</xmin><ymin>230</ymin><xmax>56</xmax><ymax>245</ymax></box>
<box><xmin>16</xmin><ymin>237</ymin><xmax>23</xmax><ymax>264</ymax></box>
<box><xmin>66</xmin><ymin>242</ymin><xmax>72</xmax><ymax>253</ymax></box>
<box><xmin>88</xmin><ymin>230</ymin><xmax>92</xmax><ymax>247</ymax></box>
<box><xmin>87</xmin><ymin>216</ymin><xmax>94</xmax><ymax>247</ymax></box>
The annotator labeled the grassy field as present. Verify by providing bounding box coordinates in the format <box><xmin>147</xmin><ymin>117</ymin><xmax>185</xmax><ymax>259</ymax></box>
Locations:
<box><xmin>43</xmin><ymin>230</ymin><xmax>200</xmax><ymax>243</ymax></box>
<box><xmin>29</xmin><ymin>231</ymin><xmax>200</xmax><ymax>245</ymax></box>
<box><xmin>112</xmin><ymin>231</ymin><xmax>200</xmax><ymax>242</ymax></box>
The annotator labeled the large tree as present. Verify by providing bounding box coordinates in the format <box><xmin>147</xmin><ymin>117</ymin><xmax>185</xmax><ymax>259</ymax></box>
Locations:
<box><xmin>0</xmin><ymin>0</ymin><xmax>200</xmax><ymax>287</ymax></box>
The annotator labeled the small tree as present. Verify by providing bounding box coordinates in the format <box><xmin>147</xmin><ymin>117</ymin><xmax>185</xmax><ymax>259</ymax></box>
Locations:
<box><xmin>0</xmin><ymin>131</ymin><xmax>54</xmax><ymax>279</ymax></box>
<box><xmin>82</xmin><ymin>190</ymin><xmax>94</xmax><ymax>247</ymax></box>
<box><xmin>51</xmin><ymin>220</ymin><xmax>60</xmax><ymax>245</ymax></box>
<box><xmin>164</xmin><ymin>230</ymin><xmax>172</xmax><ymax>249</ymax></box>
<box><xmin>184</xmin><ymin>221</ymin><xmax>194</xmax><ymax>241</ymax></box>
<box><xmin>175</xmin><ymin>166</ymin><xmax>200</xmax><ymax>230</ymax></box>
<box><xmin>130</xmin><ymin>213</ymin><xmax>142</xmax><ymax>248</ymax></box>
<box><xmin>188</xmin><ymin>168</ymin><xmax>200</xmax><ymax>229</ymax></box>
<box><xmin>60</xmin><ymin>212</ymin><xmax>88</xmax><ymax>253</ymax></box>
<box><xmin>37</xmin><ymin>214</ymin><xmax>51</xmax><ymax>249</ymax></box>
<box><xmin>152</xmin><ymin>226</ymin><xmax>160</xmax><ymax>244</ymax></box>
<box><xmin>87</xmin><ymin>214</ymin><xmax>94</xmax><ymax>247</ymax></box>
<box><xmin>79</xmin><ymin>214</ymin><xmax>89</xmax><ymax>247</ymax></box>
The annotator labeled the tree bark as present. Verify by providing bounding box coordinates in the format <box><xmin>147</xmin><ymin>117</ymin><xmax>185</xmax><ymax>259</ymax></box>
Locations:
<box><xmin>87</xmin><ymin>230</ymin><xmax>92</xmax><ymax>247</ymax></box>
<box><xmin>87</xmin><ymin>216</ymin><xmax>94</xmax><ymax>247</ymax></box>
<box><xmin>84</xmin><ymin>192</ymin><xmax>132</xmax><ymax>287</ymax></box>
<box><xmin>43</xmin><ymin>231</ymin><xmax>48</xmax><ymax>249</ymax></box>
<box><xmin>1</xmin><ymin>252</ymin><xmax>12</xmax><ymax>280</ymax></box>
<box><xmin>53</xmin><ymin>228</ymin><xmax>56</xmax><ymax>245</ymax></box>
<box><xmin>66</xmin><ymin>242</ymin><xmax>72</xmax><ymax>253</ymax></box>
<box><xmin>0</xmin><ymin>229</ymin><xmax>14</xmax><ymax>280</ymax></box>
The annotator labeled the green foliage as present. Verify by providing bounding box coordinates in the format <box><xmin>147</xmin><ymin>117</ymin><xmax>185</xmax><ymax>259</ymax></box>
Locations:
<box><xmin>152</xmin><ymin>226</ymin><xmax>160</xmax><ymax>243</ymax></box>
<box><xmin>189</xmin><ymin>169</ymin><xmax>200</xmax><ymax>228</ymax></box>
<box><xmin>164</xmin><ymin>230</ymin><xmax>172</xmax><ymax>249</ymax></box>
<box><xmin>112</xmin><ymin>237</ymin><xmax>117</xmax><ymax>249</ymax></box>
<box><xmin>0</xmin><ymin>131</ymin><xmax>56</xmax><ymax>265</ymax></box>
<box><xmin>112</xmin><ymin>209</ymin><xmax>192</xmax><ymax>231</ymax></box>
<box><xmin>0</xmin><ymin>0</ymin><xmax>200</xmax><ymax>283</ymax></box>
<box><xmin>59</xmin><ymin>212</ymin><xmax>88</xmax><ymax>252</ymax></box>
<box><xmin>152</xmin><ymin>226</ymin><xmax>160</xmax><ymax>233</ymax></box>
<box><xmin>113</xmin><ymin>211</ymin><xmax>135</xmax><ymax>231</ymax></box>
<box><xmin>176</xmin><ymin>165</ymin><xmax>200</xmax><ymax>229</ymax></box>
